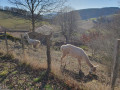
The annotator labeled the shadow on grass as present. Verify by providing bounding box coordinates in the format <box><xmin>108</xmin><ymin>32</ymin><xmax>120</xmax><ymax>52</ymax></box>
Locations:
<box><xmin>0</xmin><ymin>69</ymin><xmax>15</xmax><ymax>83</ymax></box>
<box><xmin>0</xmin><ymin>56</ymin><xmax>70</xmax><ymax>89</ymax></box>
<box><xmin>60</xmin><ymin>66</ymin><xmax>98</xmax><ymax>83</ymax></box>
<box><xmin>0</xmin><ymin>55</ymin><xmax>50</xmax><ymax>89</ymax></box>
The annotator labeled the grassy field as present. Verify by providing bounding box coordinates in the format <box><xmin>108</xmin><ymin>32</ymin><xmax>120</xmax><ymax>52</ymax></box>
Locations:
<box><xmin>0</xmin><ymin>11</ymin><xmax>49</xmax><ymax>30</ymax></box>
<box><xmin>0</xmin><ymin>11</ymin><xmax>30</xmax><ymax>30</ymax></box>
<box><xmin>0</xmin><ymin>39</ymin><xmax>120</xmax><ymax>90</ymax></box>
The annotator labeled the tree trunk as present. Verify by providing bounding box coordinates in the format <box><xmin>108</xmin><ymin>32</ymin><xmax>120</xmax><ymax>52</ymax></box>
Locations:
<box><xmin>46</xmin><ymin>36</ymin><xmax>51</xmax><ymax>73</ymax></box>
<box><xmin>31</xmin><ymin>12</ymin><xmax>35</xmax><ymax>32</ymax></box>
<box><xmin>31</xmin><ymin>2</ymin><xmax>35</xmax><ymax>32</ymax></box>
<box><xmin>65</xmin><ymin>35</ymin><xmax>69</xmax><ymax>44</ymax></box>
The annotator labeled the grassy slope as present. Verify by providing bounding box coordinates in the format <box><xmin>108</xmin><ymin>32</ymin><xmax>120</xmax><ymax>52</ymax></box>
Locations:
<box><xmin>0</xmin><ymin>11</ymin><xmax>31</xmax><ymax>30</ymax></box>
<box><xmin>0</xmin><ymin>40</ymin><xmax>120</xmax><ymax>90</ymax></box>
<box><xmin>0</xmin><ymin>11</ymin><xmax>48</xmax><ymax>30</ymax></box>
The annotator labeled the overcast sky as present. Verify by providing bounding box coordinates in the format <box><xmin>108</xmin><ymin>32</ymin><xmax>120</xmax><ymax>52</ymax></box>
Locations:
<box><xmin>0</xmin><ymin>0</ymin><xmax>119</xmax><ymax>10</ymax></box>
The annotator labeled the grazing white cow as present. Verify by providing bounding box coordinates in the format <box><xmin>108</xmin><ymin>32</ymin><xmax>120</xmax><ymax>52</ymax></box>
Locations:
<box><xmin>60</xmin><ymin>44</ymin><xmax>97</xmax><ymax>73</ymax></box>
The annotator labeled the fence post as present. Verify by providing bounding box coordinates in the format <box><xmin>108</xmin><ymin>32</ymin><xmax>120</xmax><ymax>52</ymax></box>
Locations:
<box><xmin>46</xmin><ymin>34</ymin><xmax>52</xmax><ymax>73</ymax></box>
<box><xmin>4</xmin><ymin>30</ymin><xmax>8</xmax><ymax>54</ymax></box>
<box><xmin>21</xmin><ymin>34</ymin><xmax>24</xmax><ymax>54</ymax></box>
<box><xmin>111</xmin><ymin>39</ymin><xmax>120</xmax><ymax>90</ymax></box>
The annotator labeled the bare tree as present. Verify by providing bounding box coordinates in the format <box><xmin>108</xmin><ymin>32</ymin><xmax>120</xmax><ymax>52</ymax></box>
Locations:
<box><xmin>54</xmin><ymin>6</ymin><xmax>81</xmax><ymax>43</ymax></box>
<box><xmin>86</xmin><ymin>14</ymin><xmax>120</xmax><ymax>70</ymax></box>
<box><xmin>8</xmin><ymin>0</ymin><xmax>66</xmax><ymax>32</ymax></box>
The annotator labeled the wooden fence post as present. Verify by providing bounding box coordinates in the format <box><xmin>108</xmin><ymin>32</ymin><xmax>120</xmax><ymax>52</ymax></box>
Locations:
<box><xmin>46</xmin><ymin>34</ymin><xmax>52</xmax><ymax>73</ymax></box>
<box><xmin>111</xmin><ymin>39</ymin><xmax>120</xmax><ymax>90</ymax></box>
<box><xmin>21</xmin><ymin>34</ymin><xmax>24</xmax><ymax>54</ymax></box>
<box><xmin>4</xmin><ymin>30</ymin><xmax>8</xmax><ymax>54</ymax></box>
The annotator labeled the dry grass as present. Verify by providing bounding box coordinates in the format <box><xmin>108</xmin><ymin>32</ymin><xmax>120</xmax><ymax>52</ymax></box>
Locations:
<box><xmin>84</xmin><ymin>81</ymin><xmax>110</xmax><ymax>90</ymax></box>
<box><xmin>50</xmin><ymin>50</ymin><xmax>112</xmax><ymax>90</ymax></box>
<box><xmin>0</xmin><ymin>39</ymin><xmax>120</xmax><ymax>90</ymax></box>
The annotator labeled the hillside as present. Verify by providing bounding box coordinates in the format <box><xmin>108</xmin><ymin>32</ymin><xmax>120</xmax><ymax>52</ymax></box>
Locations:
<box><xmin>0</xmin><ymin>38</ymin><xmax>120</xmax><ymax>90</ymax></box>
<box><xmin>0</xmin><ymin>10</ymin><xmax>48</xmax><ymax>30</ymax></box>
<box><xmin>0</xmin><ymin>10</ymin><xmax>30</xmax><ymax>30</ymax></box>
<box><xmin>0</xmin><ymin>7</ymin><xmax>119</xmax><ymax>30</ymax></box>
<box><xmin>44</xmin><ymin>7</ymin><xmax>120</xmax><ymax>20</ymax></box>
<box><xmin>77</xmin><ymin>7</ymin><xmax>120</xmax><ymax>20</ymax></box>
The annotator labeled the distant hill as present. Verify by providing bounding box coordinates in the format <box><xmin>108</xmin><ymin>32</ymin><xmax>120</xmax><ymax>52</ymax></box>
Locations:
<box><xmin>77</xmin><ymin>7</ymin><xmax>120</xmax><ymax>20</ymax></box>
<box><xmin>44</xmin><ymin>7</ymin><xmax>120</xmax><ymax>20</ymax></box>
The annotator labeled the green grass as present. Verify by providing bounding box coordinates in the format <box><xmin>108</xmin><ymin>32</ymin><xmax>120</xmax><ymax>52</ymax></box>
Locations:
<box><xmin>33</xmin><ymin>77</ymin><xmax>42</xmax><ymax>83</ymax></box>
<box><xmin>0</xmin><ymin>11</ymin><xmax>31</xmax><ymax>30</ymax></box>
<box><xmin>0</xmin><ymin>70</ymin><xmax>8</xmax><ymax>77</ymax></box>
<box><xmin>44</xmin><ymin>84</ymin><xmax>53</xmax><ymax>90</ymax></box>
<box><xmin>80</xmin><ymin>45</ymin><xmax>89</xmax><ymax>51</ymax></box>
<box><xmin>11</xmin><ymin>71</ymin><xmax>18</xmax><ymax>75</ymax></box>
<box><xmin>0</xmin><ymin>11</ymin><xmax>49</xmax><ymax>30</ymax></box>
<box><xmin>89</xmin><ymin>18</ymin><xmax>97</xmax><ymax>20</ymax></box>
<box><xmin>33</xmin><ymin>71</ymin><xmax>46</xmax><ymax>83</ymax></box>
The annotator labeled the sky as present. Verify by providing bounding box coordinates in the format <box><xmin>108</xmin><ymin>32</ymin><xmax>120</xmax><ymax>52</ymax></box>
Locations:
<box><xmin>66</xmin><ymin>0</ymin><xmax>120</xmax><ymax>10</ymax></box>
<box><xmin>0</xmin><ymin>0</ymin><xmax>119</xmax><ymax>10</ymax></box>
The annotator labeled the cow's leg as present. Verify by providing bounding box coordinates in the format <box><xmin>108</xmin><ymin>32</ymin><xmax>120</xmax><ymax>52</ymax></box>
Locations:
<box><xmin>78</xmin><ymin>58</ymin><xmax>81</xmax><ymax>70</ymax></box>
<box><xmin>61</xmin><ymin>53</ymin><xmax>67</xmax><ymax>66</ymax></box>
